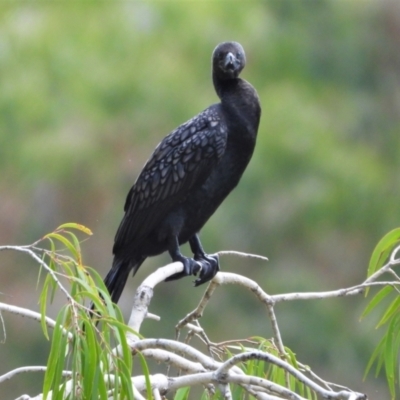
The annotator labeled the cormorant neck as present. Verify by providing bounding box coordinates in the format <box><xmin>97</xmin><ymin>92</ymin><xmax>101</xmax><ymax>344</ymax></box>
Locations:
<box><xmin>212</xmin><ymin>73</ymin><xmax>241</xmax><ymax>102</ymax></box>
<box><xmin>212</xmin><ymin>72</ymin><xmax>261</xmax><ymax>136</ymax></box>
<box><xmin>213</xmin><ymin>73</ymin><xmax>259</xmax><ymax>112</ymax></box>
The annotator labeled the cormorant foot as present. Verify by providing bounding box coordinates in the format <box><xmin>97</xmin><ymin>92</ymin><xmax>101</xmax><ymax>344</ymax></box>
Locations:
<box><xmin>165</xmin><ymin>256</ymin><xmax>202</xmax><ymax>282</ymax></box>
<box><xmin>193</xmin><ymin>253</ymin><xmax>220</xmax><ymax>286</ymax></box>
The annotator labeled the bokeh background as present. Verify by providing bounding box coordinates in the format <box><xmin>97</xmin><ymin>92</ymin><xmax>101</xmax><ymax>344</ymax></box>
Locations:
<box><xmin>1</xmin><ymin>1</ymin><xmax>399</xmax><ymax>398</ymax></box>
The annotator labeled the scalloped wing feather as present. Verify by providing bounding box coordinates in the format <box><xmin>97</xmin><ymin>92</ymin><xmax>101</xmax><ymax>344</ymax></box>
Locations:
<box><xmin>114</xmin><ymin>107</ymin><xmax>227</xmax><ymax>252</ymax></box>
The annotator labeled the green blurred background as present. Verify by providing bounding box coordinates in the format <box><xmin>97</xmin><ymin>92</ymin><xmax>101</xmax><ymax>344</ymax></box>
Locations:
<box><xmin>1</xmin><ymin>1</ymin><xmax>399</xmax><ymax>398</ymax></box>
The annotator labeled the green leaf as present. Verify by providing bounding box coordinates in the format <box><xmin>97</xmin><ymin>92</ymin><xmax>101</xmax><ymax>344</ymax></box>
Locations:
<box><xmin>256</xmin><ymin>357</ymin><xmax>265</xmax><ymax>378</ymax></box>
<box><xmin>364</xmin><ymin>333</ymin><xmax>386</xmax><ymax>379</ymax></box>
<box><xmin>137</xmin><ymin>351</ymin><xmax>152</xmax><ymax>400</ymax></box>
<box><xmin>39</xmin><ymin>275</ymin><xmax>51</xmax><ymax>340</ymax></box>
<box><xmin>82</xmin><ymin>319</ymin><xmax>98</xmax><ymax>399</ymax></box>
<box><xmin>361</xmin><ymin>286</ymin><xmax>394</xmax><ymax>319</ymax></box>
<box><xmin>376</xmin><ymin>296</ymin><xmax>400</xmax><ymax>328</ymax></box>
<box><xmin>367</xmin><ymin>228</ymin><xmax>400</xmax><ymax>280</ymax></box>
<box><xmin>43</xmin><ymin>307</ymin><xmax>69</xmax><ymax>400</ymax></box>
<box><xmin>64</xmin><ymin>230</ymin><xmax>83</xmax><ymax>264</ymax></box>
<box><xmin>384</xmin><ymin>317</ymin><xmax>397</xmax><ymax>398</ymax></box>
<box><xmin>45</xmin><ymin>232</ymin><xmax>79</xmax><ymax>260</ymax></box>
<box><xmin>174</xmin><ymin>387</ymin><xmax>191</xmax><ymax>400</ymax></box>
<box><xmin>285</xmin><ymin>347</ymin><xmax>299</xmax><ymax>369</ymax></box>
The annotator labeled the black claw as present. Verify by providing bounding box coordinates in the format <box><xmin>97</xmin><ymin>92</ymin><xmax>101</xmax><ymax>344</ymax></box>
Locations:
<box><xmin>193</xmin><ymin>253</ymin><xmax>220</xmax><ymax>286</ymax></box>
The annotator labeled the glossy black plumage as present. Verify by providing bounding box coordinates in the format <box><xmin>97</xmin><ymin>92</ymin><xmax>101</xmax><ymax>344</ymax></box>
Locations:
<box><xmin>104</xmin><ymin>42</ymin><xmax>261</xmax><ymax>304</ymax></box>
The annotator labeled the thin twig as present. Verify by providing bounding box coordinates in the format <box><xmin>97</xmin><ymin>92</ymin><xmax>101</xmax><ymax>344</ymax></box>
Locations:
<box><xmin>217</xmin><ymin>250</ymin><xmax>269</xmax><ymax>262</ymax></box>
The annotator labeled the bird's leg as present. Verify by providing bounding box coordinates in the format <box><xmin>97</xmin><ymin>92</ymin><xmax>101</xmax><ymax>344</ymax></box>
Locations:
<box><xmin>189</xmin><ymin>234</ymin><xmax>220</xmax><ymax>286</ymax></box>
<box><xmin>165</xmin><ymin>235</ymin><xmax>202</xmax><ymax>281</ymax></box>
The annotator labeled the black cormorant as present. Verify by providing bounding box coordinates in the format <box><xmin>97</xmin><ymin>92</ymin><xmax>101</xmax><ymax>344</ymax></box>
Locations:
<box><xmin>104</xmin><ymin>41</ymin><xmax>261</xmax><ymax>304</ymax></box>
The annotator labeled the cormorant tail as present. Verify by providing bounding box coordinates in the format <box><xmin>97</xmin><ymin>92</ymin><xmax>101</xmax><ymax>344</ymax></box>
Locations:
<box><xmin>104</xmin><ymin>257</ymin><xmax>145</xmax><ymax>304</ymax></box>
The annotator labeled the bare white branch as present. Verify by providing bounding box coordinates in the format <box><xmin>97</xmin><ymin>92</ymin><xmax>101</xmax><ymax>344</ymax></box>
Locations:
<box><xmin>0</xmin><ymin>302</ymin><xmax>54</xmax><ymax>328</ymax></box>
<box><xmin>0</xmin><ymin>302</ymin><xmax>74</xmax><ymax>341</ymax></box>
<box><xmin>0</xmin><ymin>366</ymin><xmax>71</xmax><ymax>383</ymax></box>
<box><xmin>126</xmin><ymin>262</ymin><xmax>184</xmax><ymax>341</ymax></box>
<box><xmin>141</xmin><ymin>348</ymin><xmax>207</xmax><ymax>373</ymax></box>
<box><xmin>141</xmin><ymin>261</ymin><xmax>184</xmax><ymax>288</ymax></box>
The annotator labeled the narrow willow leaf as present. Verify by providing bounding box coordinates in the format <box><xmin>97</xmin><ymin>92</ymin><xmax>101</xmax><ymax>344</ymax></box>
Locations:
<box><xmin>37</xmin><ymin>251</ymin><xmax>47</xmax><ymax>288</ymax></box>
<box><xmin>246</xmin><ymin>359</ymin><xmax>254</xmax><ymax>376</ymax></box>
<box><xmin>253</xmin><ymin>336</ymin><xmax>269</xmax><ymax>345</ymax></box>
<box><xmin>43</xmin><ymin>238</ymin><xmax>59</xmax><ymax>301</ymax></box>
<box><xmin>174</xmin><ymin>387</ymin><xmax>191</xmax><ymax>400</ymax></box>
<box><xmin>137</xmin><ymin>351</ymin><xmax>153</xmax><ymax>400</ymax></box>
<box><xmin>82</xmin><ymin>293</ymin><xmax>108</xmax><ymax>321</ymax></box>
<box><xmin>49</xmin><ymin>283</ymin><xmax>58</xmax><ymax>304</ymax></box>
<box><xmin>98</xmin><ymin>379</ymin><xmax>108</xmax><ymax>400</ymax></box>
<box><xmin>285</xmin><ymin>347</ymin><xmax>299</xmax><ymax>369</ymax></box>
<box><xmin>98</xmin><ymin>342</ymin><xmax>111</xmax><ymax>396</ymax></box>
<box><xmin>43</xmin><ymin>250</ymin><xmax>59</xmax><ymax>304</ymax></box>
<box><xmin>228</xmin><ymin>386</ymin><xmax>236</xmax><ymax>400</ymax></box>
<box><xmin>306</xmin><ymin>385</ymin><xmax>316</xmax><ymax>400</ymax></box>
<box><xmin>297</xmin><ymin>379</ymin><xmax>305</xmax><ymax>398</ymax></box>
<box><xmin>270</xmin><ymin>361</ymin><xmax>285</xmax><ymax>387</ymax></box>
<box><xmin>69</xmin><ymin>273</ymin><xmax>93</xmax><ymax>295</ymax></box>
<box><xmin>256</xmin><ymin>358</ymin><xmax>265</xmax><ymax>378</ymax></box>
<box><xmin>200</xmin><ymin>390</ymin><xmax>210</xmax><ymax>400</ymax></box>
<box><xmin>367</xmin><ymin>228</ymin><xmax>400</xmax><ymax>278</ymax></box>
<box><xmin>47</xmin><ymin>237</ymin><xmax>56</xmax><ymax>265</ymax></box>
<box><xmin>75</xmin><ymin>266</ymin><xmax>94</xmax><ymax>291</ymax></box>
<box><xmin>384</xmin><ymin>317</ymin><xmax>397</xmax><ymax>398</ymax></box>
<box><xmin>361</xmin><ymin>286</ymin><xmax>394</xmax><ymax>319</ymax></box>
<box><xmin>384</xmin><ymin>334</ymin><xmax>397</xmax><ymax>399</ymax></box>
<box><xmin>364</xmin><ymin>334</ymin><xmax>386</xmax><ymax>379</ymax></box>
<box><xmin>92</xmin><ymin>363</ymin><xmax>107</xmax><ymax>400</ymax></box>
<box><xmin>376</xmin><ymin>296</ymin><xmax>400</xmax><ymax>328</ymax></box>
<box><xmin>70</xmin><ymin>333</ymin><xmax>81</xmax><ymax>400</ymax></box>
<box><xmin>39</xmin><ymin>275</ymin><xmax>51</xmax><ymax>340</ymax></box>
<box><xmin>46</xmin><ymin>233</ymin><xmax>79</xmax><ymax>260</ymax></box>
<box><xmin>82</xmin><ymin>319</ymin><xmax>97</xmax><ymax>399</ymax></box>
<box><xmin>43</xmin><ymin>307</ymin><xmax>68</xmax><ymax>400</ymax></box>
<box><xmin>117</xmin><ymin>357</ymin><xmax>135</xmax><ymax>400</ymax></box>
<box><xmin>103</xmin><ymin>318</ymin><xmax>135</xmax><ymax>399</ymax></box>
<box><xmin>87</xmin><ymin>266</ymin><xmax>108</xmax><ymax>286</ymax></box>
<box><xmin>64</xmin><ymin>231</ymin><xmax>82</xmax><ymax>262</ymax></box>
<box><xmin>56</xmin><ymin>222</ymin><xmax>93</xmax><ymax>235</ymax></box>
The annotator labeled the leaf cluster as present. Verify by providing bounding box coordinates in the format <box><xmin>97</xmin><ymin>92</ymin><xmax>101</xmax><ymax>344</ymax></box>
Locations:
<box><xmin>362</xmin><ymin>228</ymin><xmax>400</xmax><ymax>399</ymax></box>
<box><xmin>37</xmin><ymin>224</ymin><xmax>146</xmax><ymax>400</ymax></box>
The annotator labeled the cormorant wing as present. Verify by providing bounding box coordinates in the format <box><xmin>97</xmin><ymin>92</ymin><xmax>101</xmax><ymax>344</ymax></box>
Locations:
<box><xmin>113</xmin><ymin>106</ymin><xmax>227</xmax><ymax>254</ymax></box>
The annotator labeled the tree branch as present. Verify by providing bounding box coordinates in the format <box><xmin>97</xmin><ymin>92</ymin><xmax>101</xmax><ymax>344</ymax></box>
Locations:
<box><xmin>5</xmin><ymin>243</ymin><xmax>388</xmax><ymax>399</ymax></box>
<box><xmin>0</xmin><ymin>366</ymin><xmax>71</xmax><ymax>384</ymax></box>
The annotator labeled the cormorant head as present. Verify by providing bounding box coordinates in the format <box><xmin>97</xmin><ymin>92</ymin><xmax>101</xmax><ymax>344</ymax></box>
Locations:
<box><xmin>212</xmin><ymin>41</ymin><xmax>246</xmax><ymax>80</ymax></box>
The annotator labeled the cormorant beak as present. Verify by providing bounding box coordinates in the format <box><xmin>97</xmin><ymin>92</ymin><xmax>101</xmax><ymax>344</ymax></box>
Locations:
<box><xmin>224</xmin><ymin>52</ymin><xmax>238</xmax><ymax>71</ymax></box>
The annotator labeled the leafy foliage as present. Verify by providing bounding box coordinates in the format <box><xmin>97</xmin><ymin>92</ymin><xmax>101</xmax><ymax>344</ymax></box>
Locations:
<box><xmin>35</xmin><ymin>224</ymin><xmax>141</xmax><ymax>400</ymax></box>
<box><xmin>362</xmin><ymin>229</ymin><xmax>400</xmax><ymax>399</ymax></box>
